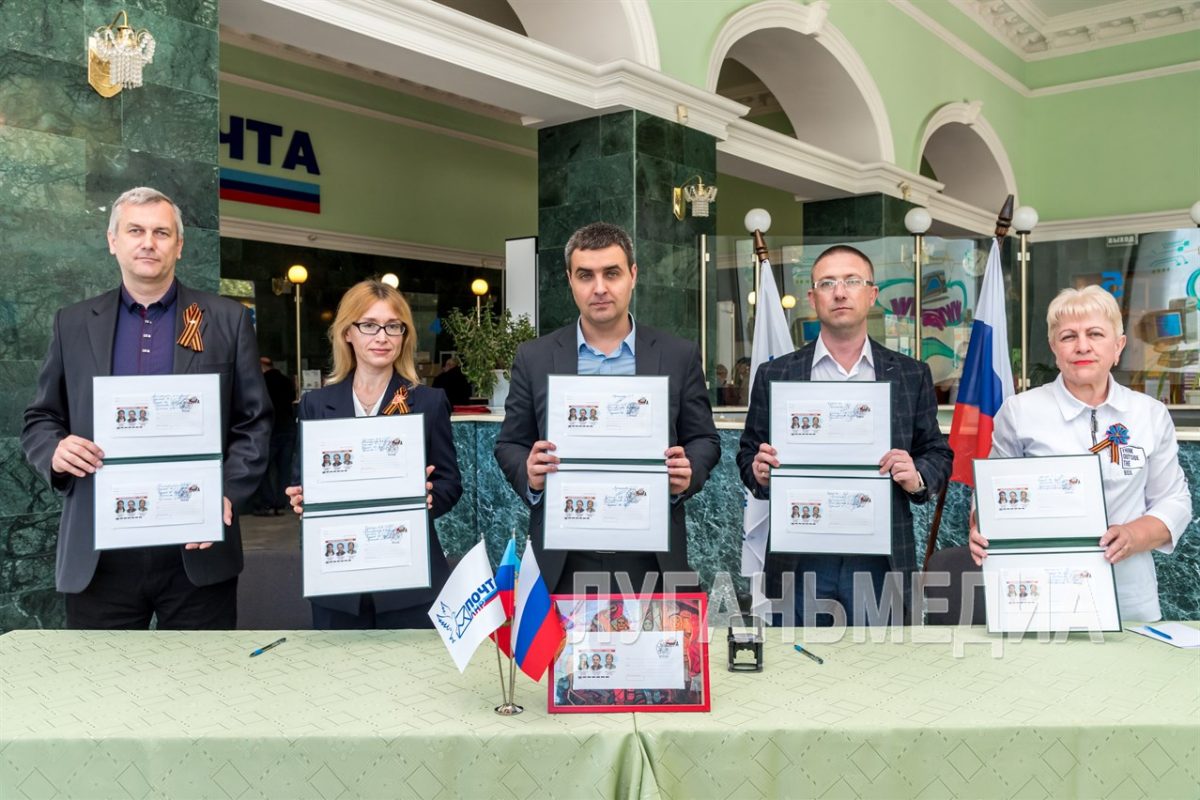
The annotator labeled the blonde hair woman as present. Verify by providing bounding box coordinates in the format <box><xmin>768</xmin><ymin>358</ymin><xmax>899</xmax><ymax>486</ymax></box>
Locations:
<box><xmin>970</xmin><ymin>285</ymin><xmax>1191</xmax><ymax>621</ymax></box>
<box><xmin>286</xmin><ymin>279</ymin><xmax>462</xmax><ymax>629</ymax></box>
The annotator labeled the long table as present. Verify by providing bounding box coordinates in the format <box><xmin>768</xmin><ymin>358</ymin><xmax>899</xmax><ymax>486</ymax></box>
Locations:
<box><xmin>2</xmin><ymin>627</ymin><xmax>1197</xmax><ymax>799</ymax></box>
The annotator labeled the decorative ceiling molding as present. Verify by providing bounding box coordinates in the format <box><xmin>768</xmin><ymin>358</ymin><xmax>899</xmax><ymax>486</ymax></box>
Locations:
<box><xmin>220</xmin><ymin>216</ymin><xmax>506</xmax><ymax>269</ymax></box>
<box><xmin>950</xmin><ymin>0</ymin><xmax>1200</xmax><ymax>60</ymax></box>
<box><xmin>1030</xmin><ymin>208</ymin><xmax>1196</xmax><ymax>241</ymax></box>
<box><xmin>918</xmin><ymin>100</ymin><xmax>1019</xmax><ymax>202</ymax></box>
<box><xmin>717</xmin><ymin>120</ymin><xmax>1004</xmax><ymax>235</ymax></box>
<box><xmin>890</xmin><ymin>0</ymin><xmax>1200</xmax><ymax>95</ymax></box>
<box><xmin>223</xmin><ymin>0</ymin><xmax>747</xmax><ymax>138</ymax></box>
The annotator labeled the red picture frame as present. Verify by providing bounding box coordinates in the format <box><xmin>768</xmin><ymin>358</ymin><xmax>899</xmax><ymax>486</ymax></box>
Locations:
<box><xmin>546</xmin><ymin>593</ymin><xmax>711</xmax><ymax>714</ymax></box>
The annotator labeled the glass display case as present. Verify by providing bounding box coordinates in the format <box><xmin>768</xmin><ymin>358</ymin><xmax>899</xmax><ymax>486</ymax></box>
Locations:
<box><xmin>702</xmin><ymin>227</ymin><xmax>1200</xmax><ymax>414</ymax></box>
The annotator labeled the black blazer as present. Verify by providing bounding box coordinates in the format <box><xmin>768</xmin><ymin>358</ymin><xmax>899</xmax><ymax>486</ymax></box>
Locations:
<box><xmin>22</xmin><ymin>282</ymin><xmax>272</xmax><ymax>593</ymax></box>
<box><xmin>297</xmin><ymin>372</ymin><xmax>462</xmax><ymax>615</ymax></box>
<box><xmin>493</xmin><ymin>322</ymin><xmax>721</xmax><ymax>590</ymax></box>
<box><xmin>736</xmin><ymin>338</ymin><xmax>953</xmax><ymax>577</ymax></box>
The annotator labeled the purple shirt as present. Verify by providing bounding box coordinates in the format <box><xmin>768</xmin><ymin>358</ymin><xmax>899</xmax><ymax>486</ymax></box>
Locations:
<box><xmin>111</xmin><ymin>281</ymin><xmax>178</xmax><ymax>376</ymax></box>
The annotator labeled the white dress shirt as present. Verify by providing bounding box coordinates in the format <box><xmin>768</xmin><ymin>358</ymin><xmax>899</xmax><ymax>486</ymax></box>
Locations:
<box><xmin>810</xmin><ymin>334</ymin><xmax>875</xmax><ymax>382</ymax></box>
<box><xmin>991</xmin><ymin>374</ymin><xmax>1191</xmax><ymax>621</ymax></box>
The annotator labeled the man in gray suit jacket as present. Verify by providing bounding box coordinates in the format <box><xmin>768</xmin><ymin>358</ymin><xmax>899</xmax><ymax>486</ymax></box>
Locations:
<box><xmin>22</xmin><ymin>187</ymin><xmax>271</xmax><ymax>629</ymax></box>
<box><xmin>738</xmin><ymin>245</ymin><xmax>952</xmax><ymax>625</ymax></box>
<box><xmin>494</xmin><ymin>223</ymin><xmax>720</xmax><ymax>594</ymax></box>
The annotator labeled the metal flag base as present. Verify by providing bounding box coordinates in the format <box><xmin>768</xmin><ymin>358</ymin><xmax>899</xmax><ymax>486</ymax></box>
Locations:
<box><xmin>494</xmin><ymin>702</ymin><xmax>524</xmax><ymax>716</ymax></box>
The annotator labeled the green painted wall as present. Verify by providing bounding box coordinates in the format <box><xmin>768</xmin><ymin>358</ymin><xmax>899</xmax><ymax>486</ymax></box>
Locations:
<box><xmin>221</xmin><ymin>45</ymin><xmax>537</xmax><ymax>150</ymax></box>
<box><xmin>648</xmin><ymin>0</ymin><xmax>1197</xmax><ymax>220</ymax></box>
<box><xmin>219</xmin><ymin>47</ymin><xmax>536</xmax><ymax>256</ymax></box>
<box><xmin>1025</xmin><ymin>70</ymin><xmax>1200</xmax><ymax>219</ymax></box>
<box><xmin>715</xmin><ymin>173</ymin><xmax>804</xmax><ymax>237</ymax></box>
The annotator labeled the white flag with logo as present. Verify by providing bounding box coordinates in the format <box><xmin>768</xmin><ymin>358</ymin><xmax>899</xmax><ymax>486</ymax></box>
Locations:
<box><xmin>429</xmin><ymin>540</ymin><xmax>506</xmax><ymax>672</ymax></box>
<box><xmin>741</xmin><ymin>260</ymin><xmax>795</xmax><ymax>618</ymax></box>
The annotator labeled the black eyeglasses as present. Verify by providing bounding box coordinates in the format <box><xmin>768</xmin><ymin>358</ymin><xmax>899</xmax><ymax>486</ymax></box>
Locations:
<box><xmin>351</xmin><ymin>321</ymin><xmax>406</xmax><ymax>337</ymax></box>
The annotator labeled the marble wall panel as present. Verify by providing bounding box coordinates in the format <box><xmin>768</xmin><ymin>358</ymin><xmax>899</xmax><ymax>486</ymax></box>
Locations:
<box><xmin>537</xmin><ymin>111</ymin><xmax>715</xmax><ymax>342</ymax></box>
<box><xmin>86</xmin><ymin>144</ymin><xmax>219</xmax><ymax>230</ymax></box>
<box><xmin>446</xmin><ymin>422</ymin><xmax>1200</xmax><ymax>620</ymax></box>
<box><xmin>1</xmin><ymin>0</ymin><xmax>85</xmax><ymax>64</ymax></box>
<box><xmin>0</xmin><ymin>50</ymin><xmax>121</xmax><ymax>144</ymax></box>
<box><xmin>0</xmin><ymin>0</ymin><xmax>218</xmax><ymax>626</ymax></box>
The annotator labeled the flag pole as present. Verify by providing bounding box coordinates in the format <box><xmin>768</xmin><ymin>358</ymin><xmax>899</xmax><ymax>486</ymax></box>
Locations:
<box><xmin>924</xmin><ymin>195</ymin><xmax>1014</xmax><ymax>571</ymax></box>
<box><xmin>496</xmin><ymin>531</ymin><xmax>523</xmax><ymax>716</ymax></box>
<box><xmin>484</xmin><ymin>531</ymin><xmax>510</xmax><ymax>709</ymax></box>
<box><xmin>493</xmin><ymin>626</ymin><xmax>509</xmax><ymax>706</ymax></box>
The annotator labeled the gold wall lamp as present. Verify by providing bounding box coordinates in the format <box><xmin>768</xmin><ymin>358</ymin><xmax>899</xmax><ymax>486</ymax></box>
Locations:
<box><xmin>672</xmin><ymin>176</ymin><xmax>718</xmax><ymax>220</ymax></box>
<box><xmin>88</xmin><ymin>10</ymin><xmax>156</xmax><ymax>97</ymax></box>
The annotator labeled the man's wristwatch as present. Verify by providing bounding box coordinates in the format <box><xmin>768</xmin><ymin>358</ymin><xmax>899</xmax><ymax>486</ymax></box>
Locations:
<box><xmin>908</xmin><ymin>470</ymin><xmax>926</xmax><ymax>495</ymax></box>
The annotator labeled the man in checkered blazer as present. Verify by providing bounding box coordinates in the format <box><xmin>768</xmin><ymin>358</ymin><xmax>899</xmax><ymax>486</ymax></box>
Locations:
<box><xmin>737</xmin><ymin>245</ymin><xmax>952</xmax><ymax>625</ymax></box>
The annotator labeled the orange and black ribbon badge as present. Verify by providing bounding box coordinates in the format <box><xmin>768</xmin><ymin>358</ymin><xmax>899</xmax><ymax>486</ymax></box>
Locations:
<box><xmin>382</xmin><ymin>385</ymin><xmax>410</xmax><ymax>416</ymax></box>
<box><xmin>1089</xmin><ymin>422</ymin><xmax>1129</xmax><ymax>464</ymax></box>
<box><xmin>176</xmin><ymin>303</ymin><xmax>204</xmax><ymax>353</ymax></box>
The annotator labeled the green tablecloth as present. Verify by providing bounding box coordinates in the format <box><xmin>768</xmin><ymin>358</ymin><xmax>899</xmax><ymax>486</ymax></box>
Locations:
<box><xmin>2</xmin><ymin>628</ymin><xmax>1197</xmax><ymax>799</ymax></box>
<box><xmin>638</xmin><ymin>627</ymin><xmax>1200</xmax><ymax>799</ymax></box>
<box><xmin>0</xmin><ymin>630</ymin><xmax>652</xmax><ymax>800</ymax></box>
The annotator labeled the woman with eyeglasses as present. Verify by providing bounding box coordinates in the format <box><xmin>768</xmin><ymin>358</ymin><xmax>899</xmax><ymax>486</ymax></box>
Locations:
<box><xmin>286</xmin><ymin>279</ymin><xmax>462</xmax><ymax>629</ymax></box>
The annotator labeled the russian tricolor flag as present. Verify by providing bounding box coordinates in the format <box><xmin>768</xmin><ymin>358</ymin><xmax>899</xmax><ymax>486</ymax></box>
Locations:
<box><xmin>511</xmin><ymin>541</ymin><xmax>564</xmax><ymax>681</ymax></box>
<box><xmin>219</xmin><ymin>167</ymin><xmax>320</xmax><ymax>214</ymax></box>
<box><xmin>948</xmin><ymin>238</ymin><xmax>1014</xmax><ymax>485</ymax></box>
<box><xmin>490</xmin><ymin>538</ymin><xmax>519</xmax><ymax>657</ymax></box>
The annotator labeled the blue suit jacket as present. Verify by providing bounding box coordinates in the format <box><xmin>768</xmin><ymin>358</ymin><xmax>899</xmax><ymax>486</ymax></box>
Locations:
<box><xmin>736</xmin><ymin>338</ymin><xmax>953</xmax><ymax>579</ymax></box>
<box><xmin>297</xmin><ymin>372</ymin><xmax>462</xmax><ymax>615</ymax></box>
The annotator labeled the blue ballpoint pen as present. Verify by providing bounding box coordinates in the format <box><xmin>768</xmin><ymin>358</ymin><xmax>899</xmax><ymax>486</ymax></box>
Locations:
<box><xmin>250</xmin><ymin>637</ymin><xmax>287</xmax><ymax>657</ymax></box>
<box><xmin>1143</xmin><ymin>625</ymin><xmax>1173</xmax><ymax>641</ymax></box>
<box><xmin>794</xmin><ymin>644</ymin><xmax>824</xmax><ymax>665</ymax></box>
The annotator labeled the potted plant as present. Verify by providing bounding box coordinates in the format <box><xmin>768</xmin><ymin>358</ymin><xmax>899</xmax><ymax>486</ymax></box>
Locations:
<box><xmin>444</xmin><ymin>307</ymin><xmax>536</xmax><ymax>409</ymax></box>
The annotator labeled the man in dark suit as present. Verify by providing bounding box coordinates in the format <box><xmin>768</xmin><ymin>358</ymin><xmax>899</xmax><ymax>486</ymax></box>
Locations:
<box><xmin>494</xmin><ymin>222</ymin><xmax>720</xmax><ymax>595</ymax></box>
<box><xmin>22</xmin><ymin>187</ymin><xmax>271</xmax><ymax>629</ymax></box>
<box><xmin>738</xmin><ymin>245</ymin><xmax>952</xmax><ymax>625</ymax></box>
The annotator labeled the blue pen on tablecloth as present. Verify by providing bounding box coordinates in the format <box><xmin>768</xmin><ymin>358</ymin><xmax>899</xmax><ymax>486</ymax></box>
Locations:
<box><xmin>1143</xmin><ymin>625</ymin><xmax>1173</xmax><ymax>641</ymax></box>
<box><xmin>250</xmin><ymin>637</ymin><xmax>287</xmax><ymax>657</ymax></box>
<box><xmin>794</xmin><ymin>644</ymin><xmax>824</xmax><ymax>665</ymax></box>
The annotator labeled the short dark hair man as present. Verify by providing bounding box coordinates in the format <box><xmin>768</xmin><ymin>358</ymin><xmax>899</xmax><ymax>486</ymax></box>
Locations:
<box><xmin>22</xmin><ymin>187</ymin><xmax>271</xmax><ymax>630</ymax></box>
<box><xmin>737</xmin><ymin>244</ymin><xmax>952</xmax><ymax>625</ymax></box>
<box><xmin>494</xmin><ymin>222</ymin><xmax>720</xmax><ymax>595</ymax></box>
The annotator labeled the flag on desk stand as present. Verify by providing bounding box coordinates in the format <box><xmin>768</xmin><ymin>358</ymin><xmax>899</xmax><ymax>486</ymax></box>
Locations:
<box><xmin>490</xmin><ymin>537</ymin><xmax>519</xmax><ymax>657</ymax></box>
<box><xmin>429</xmin><ymin>540</ymin><xmax>506</xmax><ymax>673</ymax></box>
<box><xmin>511</xmin><ymin>541</ymin><xmax>565</xmax><ymax>681</ymax></box>
<box><xmin>947</xmin><ymin>237</ymin><xmax>1014</xmax><ymax>485</ymax></box>
<box><xmin>740</xmin><ymin>258</ymin><xmax>794</xmax><ymax>621</ymax></box>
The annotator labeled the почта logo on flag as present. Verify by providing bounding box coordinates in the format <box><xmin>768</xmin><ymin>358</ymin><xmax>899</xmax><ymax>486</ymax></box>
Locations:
<box><xmin>435</xmin><ymin>578</ymin><xmax>498</xmax><ymax>644</ymax></box>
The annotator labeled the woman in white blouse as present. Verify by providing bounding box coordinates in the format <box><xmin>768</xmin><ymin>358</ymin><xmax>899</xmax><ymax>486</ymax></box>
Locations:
<box><xmin>970</xmin><ymin>285</ymin><xmax>1191</xmax><ymax>621</ymax></box>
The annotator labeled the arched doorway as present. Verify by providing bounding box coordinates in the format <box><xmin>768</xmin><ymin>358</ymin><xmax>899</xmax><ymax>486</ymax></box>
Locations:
<box><xmin>919</xmin><ymin>102</ymin><xmax>1017</xmax><ymax>209</ymax></box>
<box><xmin>708</xmin><ymin>0</ymin><xmax>893</xmax><ymax>163</ymax></box>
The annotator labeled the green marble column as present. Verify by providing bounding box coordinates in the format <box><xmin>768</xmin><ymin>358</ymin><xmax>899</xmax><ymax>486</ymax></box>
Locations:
<box><xmin>801</xmin><ymin>192</ymin><xmax>915</xmax><ymax>239</ymax></box>
<box><xmin>0</xmin><ymin>0</ymin><xmax>220</xmax><ymax>630</ymax></box>
<box><xmin>537</xmin><ymin>110</ymin><xmax>716</xmax><ymax>340</ymax></box>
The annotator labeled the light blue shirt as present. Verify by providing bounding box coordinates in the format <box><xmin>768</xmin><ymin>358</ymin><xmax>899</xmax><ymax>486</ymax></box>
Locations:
<box><xmin>576</xmin><ymin>316</ymin><xmax>637</xmax><ymax>375</ymax></box>
<box><xmin>529</xmin><ymin>316</ymin><xmax>646</xmax><ymax>506</ymax></box>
